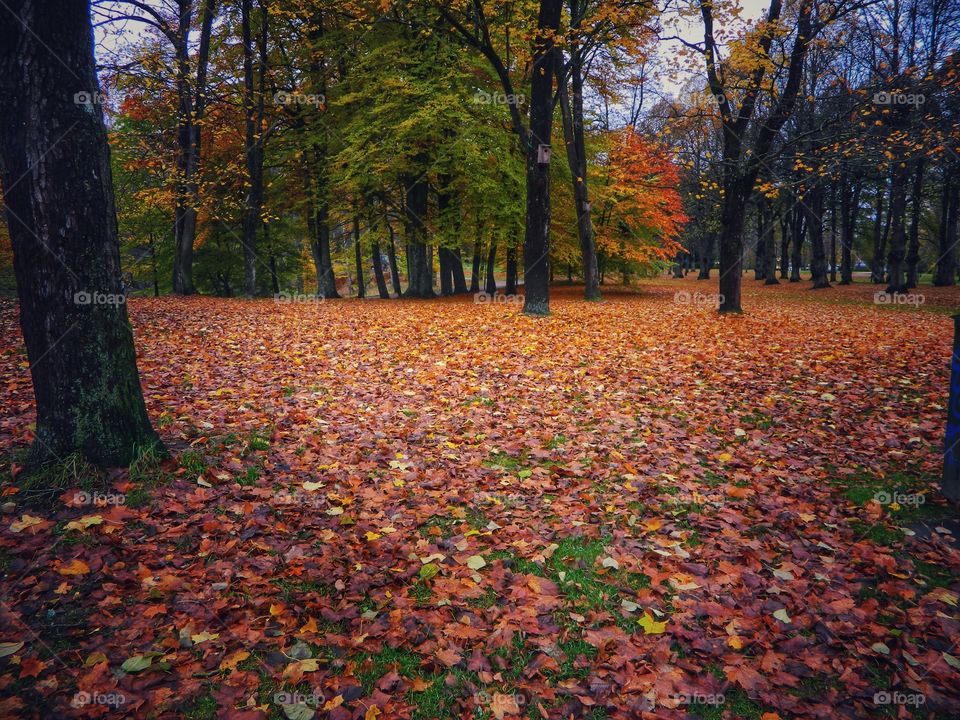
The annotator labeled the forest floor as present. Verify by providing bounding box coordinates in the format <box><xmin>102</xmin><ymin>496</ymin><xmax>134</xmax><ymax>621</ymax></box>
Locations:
<box><xmin>0</xmin><ymin>277</ymin><xmax>959</xmax><ymax>719</ymax></box>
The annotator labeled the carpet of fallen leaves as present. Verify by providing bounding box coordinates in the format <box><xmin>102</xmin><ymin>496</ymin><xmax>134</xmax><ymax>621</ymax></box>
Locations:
<box><xmin>0</xmin><ymin>278</ymin><xmax>959</xmax><ymax>720</ymax></box>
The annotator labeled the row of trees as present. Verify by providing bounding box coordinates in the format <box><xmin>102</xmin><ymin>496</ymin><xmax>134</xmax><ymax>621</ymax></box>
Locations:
<box><xmin>94</xmin><ymin>0</ymin><xmax>686</xmax><ymax>315</ymax></box>
<box><xmin>655</xmin><ymin>0</ymin><xmax>960</xmax><ymax>309</ymax></box>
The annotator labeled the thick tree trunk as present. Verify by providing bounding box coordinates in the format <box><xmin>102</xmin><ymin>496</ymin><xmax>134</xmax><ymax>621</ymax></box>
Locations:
<box><xmin>470</xmin><ymin>237</ymin><xmax>483</xmax><ymax>294</ymax></box>
<box><xmin>485</xmin><ymin>241</ymin><xmax>497</xmax><ymax>295</ymax></box>
<box><xmin>0</xmin><ymin>0</ymin><xmax>161</xmax><ymax>468</ymax></box>
<box><xmin>779</xmin><ymin>212</ymin><xmax>790</xmax><ymax>279</ymax></box>
<box><xmin>698</xmin><ymin>234</ymin><xmax>713</xmax><ymax>279</ymax></box>
<box><xmin>438</xmin><ymin>246</ymin><xmax>454</xmax><ymax>296</ymax></box>
<box><xmin>506</xmin><ymin>245</ymin><xmax>518</xmax><ymax>295</ymax></box>
<box><xmin>807</xmin><ymin>185</ymin><xmax>830</xmax><ymax>288</ymax></box>
<box><xmin>451</xmin><ymin>249</ymin><xmax>468</xmax><ymax>294</ymax></box>
<box><xmin>829</xmin><ymin>184</ymin><xmax>837</xmax><ymax>283</ymax></box>
<box><xmin>885</xmin><ymin>164</ymin><xmax>910</xmax><ymax>294</ymax></box>
<box><xmin>753</xmin><ymin>202</ymin><xmax>765</xmax><ymax>281</ymax></box>
<box><xmin>241</xmin><ymin>0</ymin><xmax>267</xmax><ymax>297</ymax></box>
<box><xmin>790</xmin><ymin>203</ymin><xmax>804</xmax><ymax>282</ymax></box>
<box><xmin>764</xmin><ymin>208</ymin><xmax>780</xmax><ymax>285</ymax></box>
<box><xmin>403</xmin><ymin>168</ymin><xmax>434</xmax><ymax>298</ymax></box>
<box><xmin>372</xmin><ymin>242</ymin><xmax>389</xmax><ymax>298</ymax></box>
<box><xmin>521</xmin><ymin>0</ymin><xmax>562</xmax><ymax>315</ymax></box>
<box><xmin>717</xmin><ymin>182</ymin><xmax>748</xmax><ymax>312</ymax></box>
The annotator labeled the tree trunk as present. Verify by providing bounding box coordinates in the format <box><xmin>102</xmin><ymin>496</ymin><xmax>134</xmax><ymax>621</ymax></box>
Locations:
<box><xmin>372</xmin><ymin>242</ymin><xmax>390</xmax><ymax>298</ymax></box>
<box><xmin>521</xmin><ymin>0</ymin><xmax>562</xmax><ymax>315</ymax></box>
<box><xmin>839</xmin><ymin>175</ymin><xmax>861</xmax><ymax>285</ymax></box>
<box><xmin>470</xmin><ymin>234</ymin><xmax>483</xmax><ymax>294</ymax></box>
<box><xmin>764</xmin><ymin>208</ymin><xmax>780</xmax><ymax>285</ymax></box>
<box><xmin>172</xmin><ymin>0</ymin><xmax>216</xmax><ymax>296</ymax></box>
<box><xmin>403</xmin><ymin>167</ymin><xmax>434</xmax><ymax>298</ymax></box>
<box><xmin>717</xmin><ymin>181</ymin><xmax>748</xmax><ymax>311</ymax></box>
<box><xmin>885</xmin><ymin>164</ymin><xmax>910</xmax><ymax>294</ymax></box>
<box><xmin>754</xmin><ymin>202</ymin><xmax>765</xmax><ymax>281</ymax></box>
<box><xmin>241</xmin><ymin>0</ymin><xmax>267</xmax><ymax>297</ymax></box>
<box><xmin>829</xmin><ymin>183</ymin><xmax>837</xmax><ymax>283</ymax></box>
<box><xmin>506</xmin><ymin>245</ymin><xmax>518</xmax><ymax>295</ymax></box>
<box><xmin>807</xmin><ymin>185</ymin><xmax>830</xmax><ymax>288</ymax></box>
<box><xmin>387</xmin><ymin>222</ymin><xmax>402</xmax><ymax>296</ymax></box>
<box><xmin>905</xmin><ymin>160</ymin><xmax>924</xmax><ymax>289</ymax></box>
<box><xmin>779</xmin><ymin>212</ymin><xmax>790</xmax><ymax>279</ymax></box>
<box><xmin>0</xmin><ymin>0</ymin><xmax>161</xmax><ymax>467</ymax></box>
<box><xmin>353</xmin><ymin>216</ymin><xmax>365</xmax><ymax>299</ymax></box>
<box><xmin>557</xmin><ymin>44</ymin><xmax>599</xmax><ymax>301</ymax></box>
<box><xmin>935</xmin><ymin>171</ymin><xmax>958</xmax><ymax>286</ymax></box>
<box><xmin>790</xmin><ymin>202</ymin><xmax>804</xmax><ymax>282</ymax></box>
<box><xmin>485</xmin><ymin>241</ymin><xmax>497</xmax><ymax>295</ymax></box>
<box><xmin>438</xmin><ymin>246</ymin><xmax>454</xmax><ymax>296</ymax></box>
<box><xmin>871</xmin><ymin>180</ymin><xmax>887</xmax><ymax>283</ymax></box>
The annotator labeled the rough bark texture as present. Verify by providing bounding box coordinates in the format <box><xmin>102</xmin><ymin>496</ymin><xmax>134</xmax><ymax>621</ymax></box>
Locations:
<box><xmin>372</xmin><ymin>242</ymin><xmax>389</xmax><ymax>299</ymax></box>
<box><xmin>0</xmin><ymin>0</ymin><xmax>161</xmax><ymax>467</ymax></box>
<box><xmin>807</xmin><ymin>185</ymin><xmax>830</xmax><ymax>288</ymax></box>
<box><xmin>403</xmin><ymin>168</ymin><xmax>434</xmax><ymax>298</ymax></box>
<box><xmin>387</xmin><ymin>223</ymin><xmax>402</xmax><ymax>296</ymax></box>
<box><xmin>521</xmin><ymin>0</ymin><xmax>562</xmax><ymax>315</ymax></box>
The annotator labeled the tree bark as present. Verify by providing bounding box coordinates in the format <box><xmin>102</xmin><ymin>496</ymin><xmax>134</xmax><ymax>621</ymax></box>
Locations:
<box><xmin>372</xmin><ymin>242</ymin><xmax>390</xmax><ymax>298</ymax></box>
<box><xmin>172</xmin><ymin>0</ymin><xmax>216</xmax><ymax>295</ymax></box>
<box><xmin>241</xmin><ymin>0</ymin><xmax>267</xmax><ymax>296</ymax></box>
<box><xmin>521</xmin><ymin>0</ymin><xmax>562</xmax><ymax>315</ymax></box>
<box><xmin>403</xmin><ymin>167</ymin><xmax>434</xmax><ymax>298</ymax></box>
<box><xmin>935</xmin><ymin>170</ymin><xmax>958</xmax><ymax>286</ymax></box>
<box><xmin>387</xmin><ymin>222</ymin><xmax>402</xmax><ymax>296</ymax></box>
<box><xmin>871</xmin><ymin>180</ymin><xmax>887</xmax><ymax>283</ymax></box>
<box><xmin>807</xmin><ymin>185</ymin><xmax>830</xmax><ymax>288</ymax></box>
<box><xmin>905</xmin><ymin>160</ymin><xmax>924</xmax><ymax>289</ymax></box>
<box><xmin>0</xmin><ymin>0</ymin><xmax>161</xmax><ymax>468</ymax></box>
<box><xmin>506</xmin><ymin>245</ymin><xmax>518</xmax><ymax>295</ymax></box>
<box><xmin>353</xmin><ymin>215</ymin><xmax>365</xmax><ymax>298</ymax></box>
<box><xmin>485</xmin><ymin>240</ymin><xmax>497</xmax><ymax>295</ymax></box>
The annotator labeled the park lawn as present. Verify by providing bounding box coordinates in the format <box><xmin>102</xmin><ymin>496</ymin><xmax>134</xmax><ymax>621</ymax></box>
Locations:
<box><xmin>0</xmin><ymin>278</ymin><xmax>958</xmax><ymax>719</ymax></box>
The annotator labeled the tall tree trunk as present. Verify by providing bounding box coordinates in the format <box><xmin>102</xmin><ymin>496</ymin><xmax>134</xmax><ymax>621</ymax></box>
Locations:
<box><xmin>403</xmin><ymin>166</ymin><xmax>434</xmax><ymax>298</ymax></box>
<box><xmin>871</xmin><ymin>180</ymin><xmax>887</xmax><ymax>283</ymax></box>
<box><xmin>790</xmin><ymin>202</ymin><xmax>804</xmax><ymax>282</ymax></box>
<box><xmin>556</xmin><ymin>42</ymin><xmax>599</xmax><ymax>300</ymax></box>
<box><xmin>839</xmin><ymin>176</ymin><xmax>861</xmax><ymax>285</ymax></box>
<box><xmin>451</xmin><ymin>249</ymin><xmax>468</xmax><ymax>294</ymax></box>
<box><xmin>372</xmin><ymin>242</ymin><xmax>390</xmax><ymax>298</ymax></box>
<box><xmin>0</xmin><ymin>0</ymin><xmax>161</xmax><ymax>468</ymax></box>
<box><xmin>172</xmin><ymin>0</ymin><xmax>216</xmax><ymax>295</ymax></box>
<box><xmin>241</xmin><ymin>0</ymin><xmax>267</xmax><ymax>297</ymax></box>
<box><xmin>935</xmin><ymin>171</ymin><xmax>958</xmax><ymax>286</ymax></box>
<box><xmin>779</xmin><ymin>211</ymin><xmax>790</xmax><ymax>279</ymax></box>
<box><xmin>754</xmin><ymin>202</ymin><xmax>765</xmax><ymax>280</ymax></box>
<box><xmin>506</xmin><ymin>245</ymin><xmax>518</xmax><ymax>295</ymax></box>
<box><xmin>829</xmin><ymin>183</ymin><xmax>837</xmax><ymax>283</ymax></box>
<box><xmin>905</xmin><ymin>160</ymin><xmax>924</xmax><ymax>289</ymax></box>
<box><xmin>698</xmin><ymin>234</ymin><xmax>713</xmax><ymax>279</ymax></box>
<box><xmin>764</xmin><ymin>209</ymin><xmax>780</xmax><ymax>285</ymax></box>
<box><xmin>485</xmin><ymin>241</ymin><xmax>497</xmax><ymax>295</ymax></box>
<box><xmin>438</xmin><ymin>247</ymin><xmax>454</xmax><ymax>296</ymax></box>
<box><xmin>470</xmin><ymin>231</ymin><xmax>483</xmax><ymax>294</ymax></box>
<box><xmin>387</xmin><ymin>222</ymin><xmax>402</xmax><ymax>296</ymax></box>
<box><xmin>521</xmin><ymin>0</ymin><xmax>562</xmax><ymax>315</ymax></box>
<box><xmin>353</xmin><ymin>215</ymin><xmax>365</xmax><ymax>299</ymax></box>
<box><xmin>885</xmin><ymin>164</ymin><xmax>910</xmax><ymax>294</ymax></box>
<box><xmin>807</xmin><ymin>185</ymin><xmax>830</xmax><ymax>288</ymax></box>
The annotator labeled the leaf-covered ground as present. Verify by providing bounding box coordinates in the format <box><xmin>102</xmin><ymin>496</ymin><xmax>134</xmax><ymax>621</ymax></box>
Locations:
<box><xmin>0</xmin><ymin>278</ymin><xmax>959</xmax><ymax>719</ymax></box>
